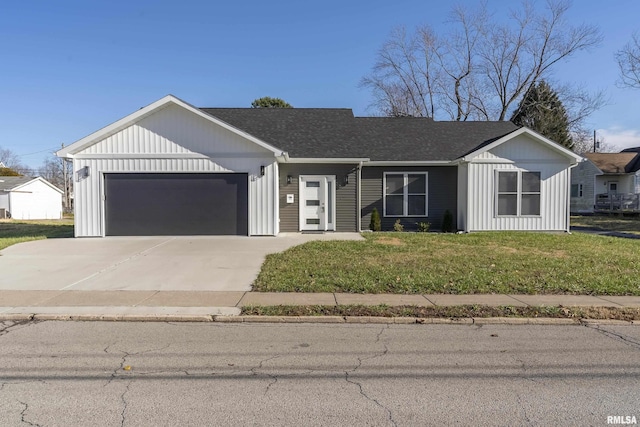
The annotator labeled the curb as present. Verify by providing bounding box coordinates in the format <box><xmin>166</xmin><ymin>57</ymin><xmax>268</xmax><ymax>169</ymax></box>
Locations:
<box><xmin>32</xmin><ymin>314</ymin><xmax>215</xmax><ymax>322</ymax></box>
<box><xmin>0</xmin><ymin>314</ymin><xmax>636</xmax><ymax>325</ymax></box>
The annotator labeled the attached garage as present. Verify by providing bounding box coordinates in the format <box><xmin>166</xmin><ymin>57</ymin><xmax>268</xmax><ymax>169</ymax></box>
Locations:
<box><xmin>56</xmin><ymin>96</ymin><xmax>281</xmax><ymax>237</ymax></box>
<box><xmin>104</xmin><ymin>173</ymin><xmax>248</xmax><ymax>236</ymax></box>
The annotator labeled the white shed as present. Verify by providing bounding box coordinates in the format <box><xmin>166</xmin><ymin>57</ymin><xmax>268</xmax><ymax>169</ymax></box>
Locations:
<box><xmin>0</xmin><ymin>176</ymin><xmax>63</xmax><ymax>220</ymax></box>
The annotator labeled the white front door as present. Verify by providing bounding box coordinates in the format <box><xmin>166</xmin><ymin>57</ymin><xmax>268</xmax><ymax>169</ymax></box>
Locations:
<box><xmin>299</xmin><ymin>175</ymin><xmax>336</xmax><ymax>231</ymax></box>
<box><xmin>609</xmin><ymin>182</ymin><xmax>618</xmax><ymax>195</ymax></box>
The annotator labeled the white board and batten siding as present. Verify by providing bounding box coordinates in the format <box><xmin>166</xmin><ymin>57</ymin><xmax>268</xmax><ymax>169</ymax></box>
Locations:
<box><xmin>72</xmin><ymin>104</ymin><xmax>278</xmax><ymax>237</ymax></box>
<box><xmin>464</xmin><ymin>133</ymin><xmax>572</xmax><ymax>232</ymax></box>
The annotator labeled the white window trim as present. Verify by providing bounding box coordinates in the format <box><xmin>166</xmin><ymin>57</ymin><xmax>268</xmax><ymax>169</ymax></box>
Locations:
<box><xmin>383</xmin><ymin>172</ymin><xmax>428</xmax><ymax>217</ymax></box>
<box><xmin>495</xmin><ymin>170</ymin><xmax>541</xmax><ymax>217</ymax></box>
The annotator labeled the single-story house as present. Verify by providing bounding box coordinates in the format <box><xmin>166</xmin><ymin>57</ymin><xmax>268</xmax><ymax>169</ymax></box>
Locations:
<box><xmin>0</xmin><ymin>176</ymin><xmax>64</xmax><ymax>219</ymax></box>
<box><xmin>56</xmin><ymin>95</ymin><xmax>582</xmax><ymax>237</ymax></box>
<box><xmin>570</xmin><ymin>151</ymin><xmax>640</xmax><ymax>213</ymax></box>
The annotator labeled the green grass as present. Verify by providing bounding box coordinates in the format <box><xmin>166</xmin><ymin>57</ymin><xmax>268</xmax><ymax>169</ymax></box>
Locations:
<box><xmin>254</xmin><ymin>232</ymin><xmax>640</xmax><ymax>295</ymax></box>
<box><xmin>571</xmin><ymin>215</ymin><xmax>640</xmax><ymax>235</ymax></box>
<box><xmin>0</xmin><ymin>219</ymin><xmax>74</xmax><ymax>251</ymax></box>
<box><xmin>241</xmin><ymin>304</ymin><xmax>640</xmax><ymax>321</ymax></box>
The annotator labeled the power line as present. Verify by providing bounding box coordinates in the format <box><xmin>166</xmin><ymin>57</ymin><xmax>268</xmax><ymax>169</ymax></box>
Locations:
<box><xmin>16</xmin><ymin>147</ymin><xmax>60</xmax><ymax>158</ymax></box>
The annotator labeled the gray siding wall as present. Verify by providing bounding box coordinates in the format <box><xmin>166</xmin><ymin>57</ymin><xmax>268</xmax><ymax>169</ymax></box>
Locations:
<box><xmin>279</xmin><ymin>164</ymin><xmax>358</xmax><ymax>232</ymax></box>
<box><xmin>570</xmin><ymin>160</ymin><xmax>599</xmax><ymax>213</ymax></box>
<box><xmin>361</xmin><ymin>166</ymin><xmax>458</xmax><ymax>231</ymax></box>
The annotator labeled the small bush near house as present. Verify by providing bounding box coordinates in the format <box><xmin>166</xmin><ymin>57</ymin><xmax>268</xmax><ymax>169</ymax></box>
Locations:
<box><xmin>393</xmin><ymin>219</ymin><xmax>404</xmax><ymax>232</ymax></box>
<box><xmin>442</xmin><ymin>210</ymin><xmax>454</xmax><ymax>232</ymax></box>
<box><xmin>370</xmin><ymin>208</ymin><xmax>381</xmax><ymax>231</ymax></box>
<box><xmin>416</xmin><ymin>222</ymin><xmax>430</xmax><ymax>232</ymax></box>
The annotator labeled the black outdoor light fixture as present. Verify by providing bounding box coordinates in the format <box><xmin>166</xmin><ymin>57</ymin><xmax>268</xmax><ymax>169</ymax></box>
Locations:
<box><xmin>287</xmin><ymin>175</ymin><xmax>293</xmax><ymax>184</ymax></box>
<box><xmin>260</xmin><ymin>165</ymin><xmax>265</xmax><ymax>176</ymax></box>
<box><xmin>344</xmin><ymin>174</ymin><xmax>349</xmax><ymax>185</ymax></box>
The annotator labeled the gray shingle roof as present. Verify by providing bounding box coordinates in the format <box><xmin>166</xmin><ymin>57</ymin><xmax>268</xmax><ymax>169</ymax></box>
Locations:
<box><xmin>0</xmin><ymin>176</ymin><xmax>35</xmax><ymax>191</ymax></box>
<box><xmin>201</xmin><ymin>108</ymin><xmax>519</xmax><ymax>161</ymax></box>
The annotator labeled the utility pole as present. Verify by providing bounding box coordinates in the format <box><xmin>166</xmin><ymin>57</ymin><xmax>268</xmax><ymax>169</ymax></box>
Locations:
<box><xmin>61</xmin><ymin>143</ymin><xmax>68</xmax><ymax>211</ymax></box>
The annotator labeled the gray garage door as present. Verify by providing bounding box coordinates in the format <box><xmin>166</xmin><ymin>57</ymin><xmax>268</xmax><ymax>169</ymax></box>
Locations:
<box><xmin>105</xmin><ymin>173</ymin><xmax>248</xmax><ymax>236</ymax></box>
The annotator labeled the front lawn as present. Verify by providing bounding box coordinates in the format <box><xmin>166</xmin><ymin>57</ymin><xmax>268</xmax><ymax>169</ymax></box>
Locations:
<box><xmin>0</xmin><ymin>219</ymin><xmax>74</xmax><ymax>251</ymax></box>
<box><xmin>254</xmin><ymin>232</ymin><xmax>640</xmax><ymax>295</ymax></box>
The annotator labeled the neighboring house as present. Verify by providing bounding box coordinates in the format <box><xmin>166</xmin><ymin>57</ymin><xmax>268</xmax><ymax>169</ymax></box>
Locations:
<box><xmin>571</xmin><ymin>152</ymin><xmax>640</xmax><ymax>213</ymax></box>
<box><xmin>56</xmin><ymin>95</ymin><xmax>582</xmax><ymax>237</ymax></box>
<box><xmin>0</xmin><ymin>176</ymin><xmax>64</xmax><ymax>219</ymax></box>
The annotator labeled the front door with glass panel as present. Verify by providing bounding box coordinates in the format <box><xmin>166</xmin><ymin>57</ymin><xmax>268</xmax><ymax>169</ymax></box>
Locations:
<box><xmin>299</xmin><ymin>175</ymin><xmax>336</xmax><ymax>231</ymax></box>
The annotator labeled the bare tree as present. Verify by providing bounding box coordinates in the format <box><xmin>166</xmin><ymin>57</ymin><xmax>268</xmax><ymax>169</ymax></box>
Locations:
<box><xmin>361</xmin><ymin>26</ymin><xmax>439</xmax><ymax>117</ymax></box>
<box><xmin>616</xmin><ymin>33</ymin><xmax>640</xmax><ymax>89</ymax></box>
<box><xmin>0</xmin><ymin>146</ymin><xmax>28</xmax><ymax>175</ymax></box>
<box><xmin>362</xmin><ymin>0</ymin><xmax>602</xmax><ymax>126</ymax></box>
<box><xmin>572</xmin><ymin>130</ymin><xmax>617</xmax><ymax>155</ymax></box>
<box><xmin>38</xmin><ymin>154</ymin><xmax>73</xmax><ymax>211</ymax></box>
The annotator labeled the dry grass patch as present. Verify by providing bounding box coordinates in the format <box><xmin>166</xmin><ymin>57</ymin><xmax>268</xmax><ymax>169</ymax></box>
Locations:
<box><xmin>375</xmin><ymin>237</ymin><xmax>405</xmax><ymax>246</ymax></box>
<box><xmin>242</xmin><ymin>304</ymin><xmax>640</xmax><ymax>321</ymax></box>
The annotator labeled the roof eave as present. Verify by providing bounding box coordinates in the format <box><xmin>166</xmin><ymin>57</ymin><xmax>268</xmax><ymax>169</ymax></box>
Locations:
<box><xmin>57</xmin><ymin>95</ymin><xmax>286</xmax><ymax>158</ymax></box>
<box><xmin>8</xmin><ymin>177</ymin><xmax>64</xmax><ymax>194</ymax></box>
<box><xmin>462</xmin><ymin>127</ymin><xmax>583</xmax><ymax>164</ymax></box>
<box><xmin>282</xmin><ymin>157</ymin><xmax>370</xmax><ymax>164</ymax></box>
<box><xmin>364</xmin><ymin>160</ymin><xmax>453</xmax><ymax>166</ymax></box>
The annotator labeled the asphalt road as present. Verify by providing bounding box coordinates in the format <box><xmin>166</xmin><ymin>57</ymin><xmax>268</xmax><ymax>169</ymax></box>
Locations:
<box><xmin>0</xmin><ymin>321</ymin><xmax>638</xmax><ymax>426</ymax></box>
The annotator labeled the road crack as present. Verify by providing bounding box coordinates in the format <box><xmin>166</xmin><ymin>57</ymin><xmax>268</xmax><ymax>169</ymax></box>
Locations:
<box><xmin>514</xmin><ymin>357</ymin><xmax>538</xmax><ymax>384</ymax></box>
<box><xmin>344</xmin><ymin>326</ymin><xmax>396</xmax><ymax>426</ymax></box>
<box><xmin>104</xmin><ymin>344</ymin><xmax>172</xmax><ymax>386</ymax></box>
<box><xmin>18</xmin><ymin>401</ymin><xmax>41</xmax><ymax>427</ymax></box>
<box><xmin>120</xmin><ymin>381</ymin><xmax>132</xmax><ymax>427</ymax></box>
<box><xmin>515</xmin><ymin>393</ymin><xmax>532</xmax><ymax>426</ymax></box>
<box><xmin>583</xmin><ymin>323</ymin><xmax>640</xmax><ymax>350</ymax></box>
<box><xmin>250</xmin><ymin>355</ymin><xmax>281</xmax><ymax>395</ymax></box>
<box><xmin>0</xmin><ymin>320</ymin><xmax>37</xmax><ymax>339</ymax></box>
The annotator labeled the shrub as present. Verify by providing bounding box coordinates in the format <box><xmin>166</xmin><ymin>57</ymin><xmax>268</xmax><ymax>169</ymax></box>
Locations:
<box><xmin>442</xmin><ymin>210</ymin><xmax>454</xmax><ymax>233</ymax></box>
<box><xmin>393</xmin><ymin>219</ymin><xmax>404</xmax><ymax>232</ymax></box>
<box><xmin>416</xmin><ymin>221</ymin><xmax>430</xmax><ymax>232</ymax></box>
<box><xmin>370</xmin><ymin>208</ymin><xmax>381</xmax><ymax>231</ymax></box>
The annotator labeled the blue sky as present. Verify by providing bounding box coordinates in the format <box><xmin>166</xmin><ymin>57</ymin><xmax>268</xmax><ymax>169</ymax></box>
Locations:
<box><xmin>2</xmin><ymin>0</ymin><xmax>640</xmax><ymax>171</ymax></box>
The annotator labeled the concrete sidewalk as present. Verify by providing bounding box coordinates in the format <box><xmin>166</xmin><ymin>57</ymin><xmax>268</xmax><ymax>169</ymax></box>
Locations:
<box><xmin>1</xmin><ymin>290</ymin><xmax>639</xmax><ymax>319</ymax></box>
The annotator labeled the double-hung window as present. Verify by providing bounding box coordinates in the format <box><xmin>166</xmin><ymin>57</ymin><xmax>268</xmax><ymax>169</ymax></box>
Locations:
<box><xmin>384</xmin><ymin>172</ymin><xmax>428</xmax><ymax>216</ymax></box>
<box><xmin>571</xmin><ymin>183</ymin><xmax>583</xmax><ymax>198</ymax></box>
<box><xmin>496</xmin><ymin>171</ymin><xmax>541</xmax><ymax>216</ymax></box>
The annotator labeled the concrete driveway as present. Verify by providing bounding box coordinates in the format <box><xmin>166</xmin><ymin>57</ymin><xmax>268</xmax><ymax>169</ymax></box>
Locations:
<box><xmin>0</xmin><ymin>234</ymin><xmax>363</xmax><ymax>292</ymax></box>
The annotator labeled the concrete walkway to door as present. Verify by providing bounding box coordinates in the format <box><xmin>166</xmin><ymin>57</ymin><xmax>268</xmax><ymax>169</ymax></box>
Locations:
<box><xmin>0</xmin><ymin>233</ymin><xmax>364</xmax><ymax>292</ymax></box>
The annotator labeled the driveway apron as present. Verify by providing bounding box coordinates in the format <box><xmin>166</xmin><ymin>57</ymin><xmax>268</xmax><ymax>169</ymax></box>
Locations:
<box><xmin>0</xmin><ymin>234</ymin><xmax>362</xmax><ymax>292</ymax></box>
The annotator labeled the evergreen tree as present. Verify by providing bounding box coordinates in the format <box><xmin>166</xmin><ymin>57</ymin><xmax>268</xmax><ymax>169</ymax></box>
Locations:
<box><xmin>511</xmin><ymin>81</ymin><xmax>574</xmax><ymax>149</ymax></box>
<box><xmin>251</xmin><ymin>97</ymin><xmax>293</xmax><ymax>108</ymax></box>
